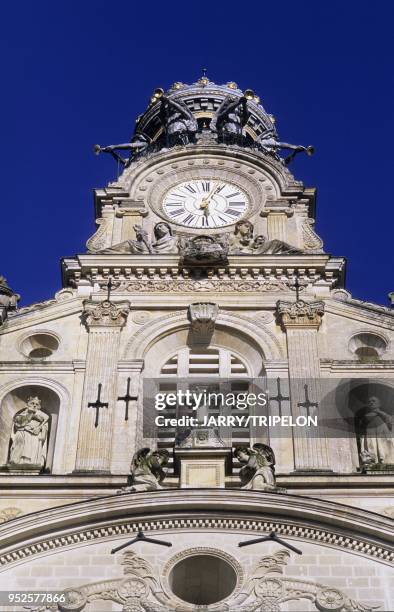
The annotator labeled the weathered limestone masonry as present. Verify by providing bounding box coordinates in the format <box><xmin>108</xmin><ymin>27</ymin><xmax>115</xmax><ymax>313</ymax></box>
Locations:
<box><xmin>277</xmin><ymin>299</ymin><xmax>331</xmax><ymax>471</ymax></box>
<box><xmin>0</xmin><ymin>77</ymin><xmax>393</xmax><ymax>611</ymax></box>
<box><xmin>75</xmin><ymin>300</ymin><xmax>129</xmax><ymax>472</ymax></box>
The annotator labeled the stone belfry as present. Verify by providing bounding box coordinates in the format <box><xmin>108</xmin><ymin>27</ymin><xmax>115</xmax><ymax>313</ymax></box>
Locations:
<box><xmin>0</xmin><ymin>76</ymin><xmax>393</xmax><ymax>611</ymax></box>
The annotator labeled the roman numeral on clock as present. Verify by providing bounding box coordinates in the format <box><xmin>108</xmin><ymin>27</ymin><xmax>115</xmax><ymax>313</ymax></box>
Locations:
<box><xmin>184</xmin><ymin>184</ymin><xmax>197</xmax><ymax>193</ymax></box>
<box><xmin>168</xmin><ymin>208</ymin><xmax>185</xmax><ymax>217</ymax></box>
<box><xmin>225</xmin><ymin>208</ymin><xmax>242</xmax><ymax>217</ymax></box>
<box><xmin>227</xmin><ymin>191</ymin><xmax>240</xmax><ymax>198</ymax></box>
<box><xmin>183</xmin><ymin>213</ymin><xmax>196</xmax><ymax>225</ymax></box>
<box><xmin>201</xmin><ymin>181</ymin><xmax>210</xmax><ymax>192</ymax></box>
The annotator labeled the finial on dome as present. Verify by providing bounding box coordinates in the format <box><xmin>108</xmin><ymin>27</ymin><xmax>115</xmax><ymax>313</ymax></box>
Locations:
<box><xmin>198</xmin><ymin>68</ymin><xmax>209</xmax><ymax>86</ymax></box>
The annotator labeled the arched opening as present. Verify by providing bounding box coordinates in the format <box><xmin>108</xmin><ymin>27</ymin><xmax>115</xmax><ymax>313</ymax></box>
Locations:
<box><xmin>169</xmin><ymin>554</ymin><xmax>237</xmax><ymax>605</ymax></box>
<box><xmin>0</xmin><ymin>386</ymin><xmax>60</xmax><ymax>472</ymax></box>
<box><xmin>20</xmin><ymin>333</ymin><xmax>60</xmax><ymax>360</ymax></box>
<box><xmin>142</xmin><ymin>324</ymin><xmax>268</xmax><ymax>473</ymax></box>
<box><xmin>349</xmin><ymin>333</ymin><xmax>387</xmax><ymax>363</ymax></box>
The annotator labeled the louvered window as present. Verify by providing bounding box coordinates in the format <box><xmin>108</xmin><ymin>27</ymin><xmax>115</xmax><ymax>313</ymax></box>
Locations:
<box><xmin>157</xmin><ymin>348</ymin><xmax>251</xmax><ymax>473</ymax></box>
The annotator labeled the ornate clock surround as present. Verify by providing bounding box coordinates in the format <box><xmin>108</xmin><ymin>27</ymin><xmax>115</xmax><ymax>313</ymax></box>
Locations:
<box><xmin>123</xmin><ymin>149</ymin><xmax>280</xmax><ymax>234</ymax></box>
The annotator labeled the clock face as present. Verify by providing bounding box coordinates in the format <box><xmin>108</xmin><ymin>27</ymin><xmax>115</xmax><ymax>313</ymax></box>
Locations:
<box><xmin>162</xmin><ymin>179</ymin><xmax>249</xmax><ymax>229</ymax></box>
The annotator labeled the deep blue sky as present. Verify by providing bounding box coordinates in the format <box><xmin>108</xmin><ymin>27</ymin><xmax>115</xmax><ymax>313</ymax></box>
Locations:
<box><xmin>1</xmin><ymin>1</ymin><xmax>393</xmax><ymax>307</ymax></box>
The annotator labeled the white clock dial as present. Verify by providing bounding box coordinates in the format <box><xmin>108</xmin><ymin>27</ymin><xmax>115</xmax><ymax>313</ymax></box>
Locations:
<box><xmin>162</xmin><ymin>179</ymin><xmax>249</xmax><ymax>229</ymax></box>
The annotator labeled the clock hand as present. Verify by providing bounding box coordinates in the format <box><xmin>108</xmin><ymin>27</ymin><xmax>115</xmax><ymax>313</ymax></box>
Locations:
<box><xmin>205</xmin><ymin>181</ymin><xmax>219</xmax><ymax>204</ymax></box>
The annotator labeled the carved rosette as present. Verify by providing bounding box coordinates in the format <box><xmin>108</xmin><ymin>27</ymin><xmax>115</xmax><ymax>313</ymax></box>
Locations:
<box><xmin>188</xmin><ymin>302</ymin><xmax>219</xmax><ymax>338</ymax></box>
<box><xmin>83</xmin><ymin>300</ymin><xmax>130</xmax><ymax>328</ymax></box>
<box><xmin>277</xmin><ymin>299</ymin><xmax>325</xmax><ymax>329</ymax></box>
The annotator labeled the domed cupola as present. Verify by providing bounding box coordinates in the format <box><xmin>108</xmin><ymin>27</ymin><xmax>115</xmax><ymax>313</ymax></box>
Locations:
<box><xmin>134</xmin><ymin>75</ymin><xmax>278</xmax><ymax>146</ymax></box>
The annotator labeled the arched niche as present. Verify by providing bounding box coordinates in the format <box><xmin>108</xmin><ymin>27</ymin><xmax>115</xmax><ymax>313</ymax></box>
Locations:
<box><xmin>0</xmin><ymin>386</ymin><xmax>60</xmax><ymax>472</ymax></box>
<box><xmin>334</xmin><ymin>379</ymin><xmax>394</xmax><ymax>470</ymax></box>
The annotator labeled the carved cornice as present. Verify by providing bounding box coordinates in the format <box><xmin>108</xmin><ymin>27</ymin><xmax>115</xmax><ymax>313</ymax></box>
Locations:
<box><xmin>277</xmin><ymin>299</ymin><xmax>325</xmax><ymax>329</ymax></box>
<box><xmin>82</xmin><ymin>300</ymin><xmax>130</xmax><ymax>329</ymax></box>
<box><xmin>0</xmin><ymin>491</ymin><xmax>392</xmax><ymax>568</ymax></box>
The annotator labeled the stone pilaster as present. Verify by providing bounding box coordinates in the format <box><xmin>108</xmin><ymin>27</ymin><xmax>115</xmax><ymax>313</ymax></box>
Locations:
<box><xmin>111</xmin><ymin>359</ymin><xmax>144</xmax><ymax>473</ymax></box>
<box><xmin>117</xmin><ymin>203</ymin><xmax>148</xmax><ymax>242</ymax></box>
<box><xmin>277</xmin><ymin>300</ymin><xmax>331</xmax><ymax>471</ymax></box>
<box><xmin>75</xmin><ymin>300</ymin><xmax>129</xmax><ymax>472</ymax></box>
<box><xmin>261</xmin><ymin>205</ymin><xmax>293</xmax><ymax>242</ymax></box>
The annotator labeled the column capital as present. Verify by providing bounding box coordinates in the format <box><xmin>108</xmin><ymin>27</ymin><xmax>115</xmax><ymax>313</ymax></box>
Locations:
<box><xmin>83</xmin><ymin>299</ymin><xmax>130</xmax><ymax>329</ymax></box>
<box><xmin>277</xmin><ymin>299</ymin><xmax>325</xmax><ymax>329</ymax></box>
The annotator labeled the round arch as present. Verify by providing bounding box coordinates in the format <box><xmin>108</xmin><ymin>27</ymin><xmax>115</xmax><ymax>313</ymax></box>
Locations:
<box><xmin>124</xmin><ymin>310</ymin><xmax>284</xmax><ymax>364</ymax></box>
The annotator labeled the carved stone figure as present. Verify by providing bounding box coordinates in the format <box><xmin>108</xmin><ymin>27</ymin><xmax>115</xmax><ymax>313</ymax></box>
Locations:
<box><xmin>159</xmin><ymin>95</ymin><xmax>198</xmax><ymax>146</ymax></box>
<box><xmin>234</xmin><ymin>443</ymin><xmax>283</xmax><ymax>491</ymax></box>
<box><xmin>101</xmin><ymin>225</ymin><xmax>152</xmax><ymax>254</ymax></box>
<box><xmin>0</xmin><ymin>275</ymin><xmax>20</xmax><ymax>324</ymax></box>
<box><xmin>178</xmin><ymin>234</ymin><xmax>229</xmax><ymax>265</ymax></box>
<box><xmin>256</xmin><ymin>128</ymin><xmax>314</xmax><ymax>164</ymax></box>
<box><xmin>151</xmin><ymin>222</ymin><xmax>178</xmax><ymax>253</ymax></box>
<box><xmin>229</xmin><ymin>219</ymin><xmax>254</xmax><ymax>252</ymax></box>
<box><xmin>355</xmin><ymin>396</ymin><xmax>394</xmax><ymax>467</ymax></box>
<box><xmin>211</xmin><ymin>95</ymin><xmax>250</xmax><ymax>142</ymax></box>
<box><xmin>94</xmin><ymin>132</ymin><xmax>150</xmax><ymax>166</ymax></box>
<box><xmin>229</xmin><ymin>220</ymin><xmax>303</xmax><ymax>255</ymax></box>
<box><xmin>252</xmin><ymin>235</ymin><xmax>304</xmax><ymax>254</ymax></box>
<box><xmin>8</xmin><ymin>397</ymin><xmax>49</xmax><ymax>468</ymax></box>
<box><xmin>121</xmin><ymin>447</ymin><xmax>169</xmax><ymax>492</ymax></box>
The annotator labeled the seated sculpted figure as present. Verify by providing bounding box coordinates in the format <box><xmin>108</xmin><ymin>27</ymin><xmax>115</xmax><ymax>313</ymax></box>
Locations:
<box><xmin>101</xmin><ymin>225</ymin><xmax>152</xmax><ymax>254</ymax></box>
<box><xmin>355</xmin><ymin>395</ymin><xmax>394</xmax><ymax>467</ymax></box>
<box><xmin>230</xmin><ymin>220</ymin><xmax>303</xmax><ymax>255</ymax></box>
<box><xmin>234</xmin><ymin>443</ymin><xmax>279</xmax><ymax>491</ymax></box>
<box><xmin>121</xmin><ymin>447</ymin><xmax>170</xmax><ymax>493</ymax></box>
<box><xmin>8</xmin><ymin>396</ymin><xmax>49</xmax><ymax>468</ymax></box>
<box><xmin>100</xmin><ymin>222</ymin><xmax>179</xmax><ymax>255</ymax></box>
<box><xmin>151</xmin><ymin>222</ymin><xmax>178</xmax><ymax>253</ymax></box>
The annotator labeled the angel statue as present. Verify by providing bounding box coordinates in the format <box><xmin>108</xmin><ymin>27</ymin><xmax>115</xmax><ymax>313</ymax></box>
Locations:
<box><xmin>234</xmin><ymin>443</ymin><xmax>284</xmax><ymax>492</ymax></box>
<box><xmin>120</xmin><ymin>447</ymin><xmax>170</xmax><ymax>493</ymax></box>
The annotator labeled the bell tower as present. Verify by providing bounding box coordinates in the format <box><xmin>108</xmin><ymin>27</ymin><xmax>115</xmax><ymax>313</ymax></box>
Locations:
<box><xmin>61</xmin><ymin>76</ymin><xmax>345</xmax><ymax>477</ymax></box>
<box><xmin>1</xmin><ymin>75</ymin><xmax>393</xmax><ymax>612</ymax></box>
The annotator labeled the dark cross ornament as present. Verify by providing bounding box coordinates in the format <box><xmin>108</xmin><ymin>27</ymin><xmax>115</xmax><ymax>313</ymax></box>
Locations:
<box><xmin>238</xmin><ymin>531</ymin><xmax>302</xmax><ymax>555</ymax></box>
<box><xmin>297</xmin><ymin>384</ymin><xmax>318</xmax><ymax>418</ymax></box>
<box><xmin>106</xmin><ymin>276</ymin><xmax>113</xmax><ymax>301</ymax></box>
<box><xmin>88</xmin><ymin>383</ymin><xmax>109</xmax><ymax>428</ymax></box>
<box><xmin>294</xmin><ymin>275</ymin><xmax>300</xmax><ymax>301</ymax></box>
<box><xmin>111</xmin><ymin>529</ymin><xmax>172</xmax><ymax>554</ymax></box>
<box><xmin>117</xmin><ymin>377</ymin><xmax>138</xmax><ymax>421</ymax></box>
<box><xmin>270</xmin><ymin>377</ymin><xmax>290</xmax><ymax>418</ymax></box>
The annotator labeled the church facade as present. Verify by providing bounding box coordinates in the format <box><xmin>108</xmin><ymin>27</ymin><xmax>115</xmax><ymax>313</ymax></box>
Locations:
<box><xmin>0</xmin><ymin>77</ymin><xmax>393</xmax><ymax>611</ymax></box>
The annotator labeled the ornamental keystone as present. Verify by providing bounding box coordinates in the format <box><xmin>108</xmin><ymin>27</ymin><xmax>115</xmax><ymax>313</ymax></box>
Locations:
<box><xmin>188</xmin><ymin>302</ymin><xmax>219</xmax><ymax>341</ymax></box>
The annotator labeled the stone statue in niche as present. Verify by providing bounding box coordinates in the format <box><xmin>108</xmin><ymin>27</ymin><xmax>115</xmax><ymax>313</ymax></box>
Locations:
<box><xmin>94</xmin><ymin>132</ymin><xmax>150</xmax><ymax>166</ymax></box>
<box><xmin>355</xmin><ymin>395</ymin><xmax>394</xmax><ymax>469</ymax></box>
<box><xmin>159</xmin><ymin>95</ymin><xmax>198</xmax><ymax>146</ymax></box>
<box><xmin>234</xmin><ymin>443</ymin><xmax>285</xmax><ymax>492</ymax></box>
<box><xmin>120</xmin><ymin>447</ymin><xmax>170</xmax><ymax>492</ymax></box>
<box><xmin>229</xmin><ymin>220</ymin><xmax>303</xmax><ymax>255</ymax></box>
<box><xmin>211</xmin><ymin>95</ymin><xmax>250</xmax><ymax>142</ymax></box>
<box><xmin>8</xmin><ymin>396</ymin><xmax>49</xmax><ymax>469</ymax></box>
